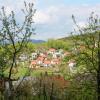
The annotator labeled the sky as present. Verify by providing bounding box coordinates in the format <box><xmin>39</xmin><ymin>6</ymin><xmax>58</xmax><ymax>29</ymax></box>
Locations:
<box><xmin>0</xmin><ymin>0</ymin><xmax>100</xmax><ymax>40</ymax></box>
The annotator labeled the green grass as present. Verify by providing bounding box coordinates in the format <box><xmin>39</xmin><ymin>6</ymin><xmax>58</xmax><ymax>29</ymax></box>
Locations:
<box><xmin>3</xmin><ymin>62</ymin><xmax>62</xmax><ymax>78</ymax></box>
<box><xmin>15</xmin><ymin>67</ymin><xmax>28</xmax><ymax>77</ymax></box>
<box><xmin>14</xmin><ymin>66</ymin><xmax>61</xmax><ymax>78</ymax></box>
<box><xmin>30</xmin><ymin>68</ymin><xmax>54</xmax><ymax>76</ymax></box>
<box><xmin>11</xmin><ymin>66</ymin><xmax>57</xmax><ymax>78</ymax></box>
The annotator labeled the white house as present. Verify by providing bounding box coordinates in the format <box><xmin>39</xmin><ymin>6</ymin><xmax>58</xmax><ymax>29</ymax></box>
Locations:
<box><xmin>31</xmin><ymin>53</ymin><xmax>38</xmax><ymax>60</ymax></box>
<box><xmin>68</xmin><ymin>60</ymin><xmax>76</xmax><ymax>72</ymax></box>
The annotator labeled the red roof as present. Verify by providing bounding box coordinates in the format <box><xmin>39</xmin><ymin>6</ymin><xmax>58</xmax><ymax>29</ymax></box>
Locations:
<box><xmin>31</xmin><ymin>60</ymin><xmax>37</xmax><ymax>65</ymax></box>
<box><xmin>43</xmin><ymin>60</ymin><xmax>51</xmax><ymax>64</ymax></box>
<box><xmin>37</xmin><ymin>57</ymin><xmax>44</xmax><ymax>61</ymax></box>
<box><xmin>39</xmin><ymin>54</ymin><xmax>47</xmax><ymax>58</ymax></box>
<box><xmin>52</xmin><ymin>58</ymin><xmax>60</xmax><ymax>64</ymax></box>
<box><xmin>64</xmin><ymin>51</ymin><xmax>71</xmax><ymax>56</ymax></box>
<box><xmin>49</xmin><ymin>48</ymin><xmax>56</xmax><ymax>52</ymax></box>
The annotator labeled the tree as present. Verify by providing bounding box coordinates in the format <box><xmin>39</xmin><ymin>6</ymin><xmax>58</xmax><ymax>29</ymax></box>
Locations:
<box><xmin>46</xmin><ymin>39</ymin><xmax>68</xmax><ymax>50</ymax></box>
<box><xmin>0</xmin><ymin>2</ymin><xmax>36</xmax><ymax>99</ymax></box>
<box><xmin>71</xmin><ymin>12</ymin><xmax>100</xmax><ymax>99</ymax></box>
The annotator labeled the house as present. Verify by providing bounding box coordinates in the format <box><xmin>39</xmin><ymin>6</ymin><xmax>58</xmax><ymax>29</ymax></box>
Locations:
<box><xmin>39</xmin><ymin>53</ymin><xmax>47</xmax><ymax>58</ymax></box>
<box><xmin>31</xmin><ymin>53</ymin><xmax>38</xmax><ymax>60</ymax></box>
<box><xmin>29</xmin><ymin>48</ymin><xmax>73</xmax><ymax>69</ymax></box>
<box><xmin>51</xmin><ymin>58</ymin><xmax>60</xmax><ymax>65</ymax></box>
<box><xmin>30</xmin><ymin>60</ymin><xmax>37</xmax><ymax>68</ymax></box>
<box><xmin>48</xmin><ymin>49</ymin><xmax>63</xmax><ymax>58</ymax></box>
<box><xmin>52</xmin><ymin>52</ymin><xmax>61</xmax><ymax>58</ymax></box>
<box><xmin>68</xmin><ymin>60</ymin><xmax>76</xmax><ymax>72</ymax></box>
<box><xmin>37</xmin><ymin>57</ymin><xmax>44</xmax><ymax>65</ymax></box>
<box><xmin>52</xmin><ymin>53</ymin><xmax>57</xmax><ymax>58</ymax></box>
<box><xmin>58</xmin><ymin>49</ymin><xmax>64</xmax><ymax>53</ymax></box>
<box><xmin>48</xmin><ymin>48</ymin><xmax>56</xmax><ymax>54</ymax></box>
<box><xmin>43</xmin><ymin>60</ymin><xmax>51</xmax><ymax>67</ymax></box>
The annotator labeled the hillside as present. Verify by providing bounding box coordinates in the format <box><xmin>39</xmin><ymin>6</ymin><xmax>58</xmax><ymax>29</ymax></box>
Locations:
<box><xmin>30</xmin><ymin>39</ymin><xmax>45</xmax><ymax>43</ymax></box>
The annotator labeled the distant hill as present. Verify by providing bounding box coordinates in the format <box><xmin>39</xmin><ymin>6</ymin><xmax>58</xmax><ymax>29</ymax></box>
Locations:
<box><xmin>30</xmin><ymin>39</ymin><xmax>45</xmax><ymax>43</ymax></box>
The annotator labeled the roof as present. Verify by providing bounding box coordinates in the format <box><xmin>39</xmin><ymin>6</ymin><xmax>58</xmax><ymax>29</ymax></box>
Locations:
<box><xmin>31</xmin><ymin>60</ymin><xmax>37</xmax><ymax>65</ymax></box>
<box><xmin>37</xmin><ymin>57</ymin><xmax>44</xmax><ymax>61</ymax></box>
<box><xmin>43</xmin><ymin>60</ymin><xmax>51</xmax><ymax>64</ymax></box>
<box><xmin>39</xmin><ymin>54</ymin><xmax>47</xmax><ymax>58</ymax></box>
<box><xmin>49</xmin><ymin>48</ymin><xmax>56</xmax><ymax>52</ymax></box>
<box><xmin>64</xmin><ymin>51</ymin><xmax>71</xmax><ymax>56</ymax></box>
<box><xmin>51</xmin><ymin>59</ymin><xmax>60</xmax><ymax>64</ymax></box>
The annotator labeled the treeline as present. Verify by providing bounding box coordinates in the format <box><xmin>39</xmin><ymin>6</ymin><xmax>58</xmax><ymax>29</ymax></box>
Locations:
<box><xmin>26</xmin><ymin>39</ymin><xmax>73</xmax><ymax>52</ymax></box>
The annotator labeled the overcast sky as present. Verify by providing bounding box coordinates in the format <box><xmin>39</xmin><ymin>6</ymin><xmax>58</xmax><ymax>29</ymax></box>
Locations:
<box><xmin>0</xmin><ymin>0</ymin><xmax>100</xmax><ymax>40</ymax></box>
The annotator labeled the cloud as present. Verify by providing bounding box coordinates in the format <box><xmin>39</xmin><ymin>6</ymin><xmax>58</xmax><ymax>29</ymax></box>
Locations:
<box><xmin>33</xmin><ymin>3</ymin><xmax>100</xmax><ymax>40</ymax></box>
<box><xmin>5</xmin><ymin>6</ymin><xmax>14</xmax><ymax>16</ymax></box>
<box><xmin>0</xmin><ymin>0</ymin><xmax>100</xmax><ymax>40</ymax></box>
<box><xmin>34</xmin><ymin>3</ymin><xmax>100</xmax><ymax>25</ymax></box>
<box><xmin>1</xmin><ymin>1</ymin><xmax>100</xmax><ymax>25</ymax></box>
<box><xmin>34</xmin><ymin>6</ymin><xmax>60</xmax><ymax>24</ymax></box>
<box><xmin>34</xmin><ymin>11</ymin><xmax>51</xmax><ymax>24</ymax></box>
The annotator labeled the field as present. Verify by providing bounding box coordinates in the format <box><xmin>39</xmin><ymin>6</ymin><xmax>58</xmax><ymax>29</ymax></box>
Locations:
<box><xmin>4</xmin><ymin>62</ymin><xmax>61</xmax><ymax>79</ymax></box>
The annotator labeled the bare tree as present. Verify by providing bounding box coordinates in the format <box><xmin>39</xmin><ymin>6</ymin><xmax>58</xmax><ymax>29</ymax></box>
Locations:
<box><xmin>0</xmin><ymin>1</ymin><xmax>36</xmax><ymax>100</ymax></box>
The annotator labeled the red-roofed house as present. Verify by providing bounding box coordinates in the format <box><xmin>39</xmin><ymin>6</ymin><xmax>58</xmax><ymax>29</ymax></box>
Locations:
<box><xmin>39</xmin><ymin>53</ymin><xmax>47</xmax><ymax>58</ymax></box>
<box><xmin>30</xmin><ymin>60</ymin><xmax>37</xmax><ymax>68</ymax></box>
<box><xmin>37</xmin><ymin>57</ymin><xmax>44</xmax><ymax>65</ymax></box>
<box><xmin>43</xmin><ymin>60</ymin><xmax>51</xmax><ymax>67</ymax></box>
<box><xmin>51</xmin><ymin>58</ymin><xmax>60</xmax><ymax>65</ymax></box>
<box><xmin>48</xmin><ymin>48</ymin><xmax>56</xmax><ymax>54</ymax></box>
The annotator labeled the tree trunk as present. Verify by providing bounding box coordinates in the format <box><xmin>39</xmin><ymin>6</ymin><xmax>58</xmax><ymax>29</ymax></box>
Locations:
<box><xmin>97</xmin><ymin>71</ymin><xmax>100</xmax><ymax>100</ymax></box>
<box><xmin>4</xmin><ymin>80</ymin><xmax>14</xmax><ymax>100</ymax></box>
<box><xmin>8</xmin><ymin>80</ymin><xmax>14</xmax><ymax>100</ymax></box>
<box><xmin>97</xmin><ymin>31</ymin><xmax>100</xmax><ymax>100</ymax></box>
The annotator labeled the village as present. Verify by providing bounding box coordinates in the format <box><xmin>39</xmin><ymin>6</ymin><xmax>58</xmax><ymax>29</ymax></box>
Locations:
<box><xmin>19</xmin><ymin>48</ymin><xmax>77</xmax><ymax>73</ymax></box>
